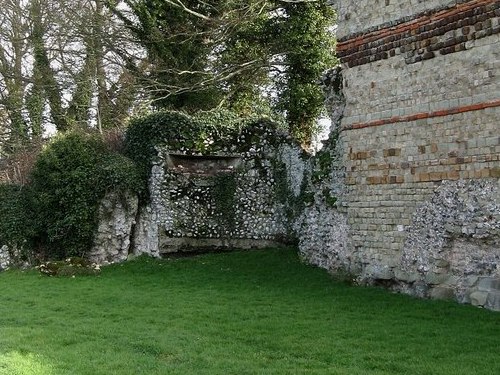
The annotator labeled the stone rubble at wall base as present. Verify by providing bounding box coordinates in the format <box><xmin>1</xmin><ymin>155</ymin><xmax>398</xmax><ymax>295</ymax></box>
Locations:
<box><xmin>398</xmin><ymin>179</ymin><xmax>500</xmax><ymax>311</ymax></box>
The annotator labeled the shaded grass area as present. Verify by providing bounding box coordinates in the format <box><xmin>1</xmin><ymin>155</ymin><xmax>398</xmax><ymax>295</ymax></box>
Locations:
<box><xmin>0</xmin><ymin>248</ymin><xmax>499</xmax><ymax>374</ymax></box>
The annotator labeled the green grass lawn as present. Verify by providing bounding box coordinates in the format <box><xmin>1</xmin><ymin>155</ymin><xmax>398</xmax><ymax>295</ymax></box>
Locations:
<box><xmin>0</xmin><ymin>248</ymin><xmax>499</xmax><ymax>375</ymax></box>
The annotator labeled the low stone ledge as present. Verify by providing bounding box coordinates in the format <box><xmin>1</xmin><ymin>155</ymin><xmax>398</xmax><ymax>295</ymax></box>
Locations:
<box><xmin>159</xmin><ymin>237</ymin><xmax>287</xmax><ymax>254</ymax></box>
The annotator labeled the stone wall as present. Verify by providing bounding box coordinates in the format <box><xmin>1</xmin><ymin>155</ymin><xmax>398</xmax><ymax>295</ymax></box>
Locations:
<box><xmin>338</xmin><ymin>2</ymin><xmax>499</xmax><ymax>126</ymax></box>
<box><xmin>132</xmin><ymin>125</ymin><xmax>308</xmax><ymax>256</ymax></box>
<box><xmin>88</xmin><ymin>191</ymin><xmax>139</xmax><ymax>265</ymax></box>
<box><xmin>0</xmin><ymin>121</ymin><xmax>309</xmax><ymax>269</ymax></box>
<box><xmin>300</xmin><ymin>0</ymin><xmax>500</xmax><ymax>310</ymax></box>
<box><xmin>297</xmin><ymin>67</ymin><xmax>352</xmax><ymax>274</ymax></box>
<box><xmin>335</xmin><ymin>0</ymin><xmax>450</xmax><ymax>39</ymax></box>
<box><xmin>0</xmin><ymin>245</ymin><xmax>28</xmax><ymax>271</ymax></box>
<box><xmin>0</xmin><ymin>245</ymin><xmax>11</xmax><ymax>271</ymax></box>
<box><xmin>400</xmin><ymin>179</ymin><xmax>500</xmax><ymax>309</ymax></box>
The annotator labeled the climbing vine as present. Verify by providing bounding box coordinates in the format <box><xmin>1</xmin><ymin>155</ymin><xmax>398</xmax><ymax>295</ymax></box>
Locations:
<box><xmin>213</xmin><ymin>173</ymin><xmax>238</xmax><ymax>233</ymax></box>
<box><xmin>124</xmin><ymin>109</ymin><xmax>287</xmax><ymax>199</ymax></box>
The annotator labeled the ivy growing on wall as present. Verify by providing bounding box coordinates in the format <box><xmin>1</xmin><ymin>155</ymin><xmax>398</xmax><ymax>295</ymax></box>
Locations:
<box><xmin>0</xmin><ymin>184</ymin><xmax>34</xmax><ymax>262</ymax></box>
<box><xmin>0</xmin><ymin>131</ymin><xmax>142</xmax><ymax>261</ymax></box>
<box><xmin>124</xmin><ymin>109</ymin><xmax>287</xmax><ymax>199</ymax></box>
<box><xmin>312</xmin><ymin>149</ymin><xmax>333</xmax><ymax>183</ymax></box>
<box><xmin>213</xmin><ymin>173</ymin><xmax>238</xmax><ymax>233</ymax></box>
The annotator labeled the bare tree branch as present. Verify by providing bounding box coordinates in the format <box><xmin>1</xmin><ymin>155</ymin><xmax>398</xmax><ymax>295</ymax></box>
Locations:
<box><xmin>167</xmin><ymin>0</ymin><xmax>211</xmax><ymax>20</ymax></box>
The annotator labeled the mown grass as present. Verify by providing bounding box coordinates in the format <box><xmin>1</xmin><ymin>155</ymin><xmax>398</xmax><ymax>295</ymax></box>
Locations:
<box><xmin>0</xmin><ymin>248</ymin><xmax>499</xmax><ymax>375</ymax></box>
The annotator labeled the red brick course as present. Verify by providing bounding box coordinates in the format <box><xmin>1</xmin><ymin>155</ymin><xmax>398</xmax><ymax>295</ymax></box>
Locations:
<box><xmin>343</xmin><ymin>99</ymin><xmax>500</xmax><ymax>131</ymax></box>
<box><xmin>337</xmin><ymin>0</ymin><xmax>500</xmax><ymax>67</ymax></box>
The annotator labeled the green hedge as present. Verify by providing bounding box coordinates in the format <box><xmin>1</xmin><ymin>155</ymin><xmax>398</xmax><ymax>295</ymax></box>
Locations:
<box><xmin>28</xmin><ymin>131</ymin><xmax>141</xmax><ymax>260</ymax></box>
<box><xmin>0</xmin><ymin>184</ymin><xmax>33</xmax><ymax>260</ymax></box>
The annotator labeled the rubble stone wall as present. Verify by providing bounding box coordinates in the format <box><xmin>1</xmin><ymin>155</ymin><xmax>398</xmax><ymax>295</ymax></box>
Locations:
<box><xmin>132</xmin><ymin>128</ymin><xmax>308</xmax><ymax>256</ymax></box>
<box><xmin>89</xmin><ymin>191</ymin><xmax>139</xmax><ymax>265</ymax></box>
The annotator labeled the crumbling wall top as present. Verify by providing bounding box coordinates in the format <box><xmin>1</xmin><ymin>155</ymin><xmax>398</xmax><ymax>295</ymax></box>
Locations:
<box><xmin>335</xmin><ymin>0</ymin><xmax>463</xmax><ymax>39</ymax></box>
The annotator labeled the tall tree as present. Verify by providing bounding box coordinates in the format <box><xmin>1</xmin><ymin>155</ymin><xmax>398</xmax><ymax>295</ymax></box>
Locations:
<box><xmin>108</xmin><ymin>0</ymin><xmax>228</xmax><ymax>112</ymax></box>
<box><xmin>0</xmin><ymin>0</ymin><xmax>144</xmax><ymax>158</ymax></box>
<box><xmin>0</xmin><ymin>0</ymin><xmax>31</xmax><ymax>150</ymax></box>
<box><xmin>107</xmin><ymin>0</ymin><xmax>336</xmax><ymax>145</ymax></box>
<box><xmin>276</xmin><ymin>1</ymin><xmax>336</xmax><ymax>144</ymax></box>
<box><xmin>30</xmin><ymin>0</ymin><xmax>69</xmax><ymax>131</ymax></box>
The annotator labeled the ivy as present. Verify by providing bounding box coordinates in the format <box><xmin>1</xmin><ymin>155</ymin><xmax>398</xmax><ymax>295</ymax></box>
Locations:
<box><xmin>124</xmin><ymin>109</ymin><xmax>285</xmax><ymax>199</ymax></box>
<box><xmin>213</xmin><ymin>173</ymin><xmax>238</xmax><ymax>233</ymax></box>
<box><xmin>269</xmin><ymin>158</ymin><xmax>312</xmax><ymax>243</ymax></box>
<box><xmin>0</xmin><ymin>184</ymin><xmax>34</xmax><ymax>260</ymax></box>
<box><xmin>322</xmin><ymin>188</ymin><xmax>337</xmax><ymax>208</ymax></box>
<box><xmin>271</xmin><ymin>1</ymin><xmax>336</xmax><ymax>146</ymax></box>
<box><xmin>312</xmin><ymin>149</ymin><xmax>333</xmax><ymax>182</ymax></box>
<box><xmin>28</xmin><ymin>131</ymin><xmax>141</xmax><ymax>260</ymax></box>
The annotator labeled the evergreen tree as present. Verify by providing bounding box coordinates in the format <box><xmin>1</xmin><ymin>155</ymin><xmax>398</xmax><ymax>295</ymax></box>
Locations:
<box><xmin>107</xmin><ymin>0</ymin><xmax>336</xmax><ymax>145</ymax></box>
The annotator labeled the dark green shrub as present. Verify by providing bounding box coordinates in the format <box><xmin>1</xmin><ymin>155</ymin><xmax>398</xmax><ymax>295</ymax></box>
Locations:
<box><xmin>99</xmin><ymin>152</ymin><xmax>143</xmax><ymax>194</ymax></box>
<box><xmin>0</xmin><ymin>184</ymin><xmax>33</xmax><ymax>260</ymax></box>
<box><xmin>29</xmin><ymin>131</ymin><xmax>141</xmax><ymax>260</ymax></box>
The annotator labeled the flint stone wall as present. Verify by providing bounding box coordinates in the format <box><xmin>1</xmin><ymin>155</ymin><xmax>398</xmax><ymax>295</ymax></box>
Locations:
<box><xmin>132</xmin><ymin>130</ymin><xmax>307</xmax><ymax>256</ymax></box>
<box><xmin>400</xmin><ymin>179</ymin><xmax>500</xmax><ymax>309</ymax></box>
<box><xmin>89</xmin><ymin>191</ymin><xmax>139</xmax><ymax>265</ymax></box>
<box><xmin>0</xmin><ymin>245</ymin><xmax>29</xmax><ymax>271</ymax></box>
<box><xmin>297</xmin><ymin>67</ymin><xmax>352</xmax><ymax>274</ymax></box>
<box><xmin>0</xmin><ymin>245</ymin><xmax>11</xmax><ymax>271</ymax></box>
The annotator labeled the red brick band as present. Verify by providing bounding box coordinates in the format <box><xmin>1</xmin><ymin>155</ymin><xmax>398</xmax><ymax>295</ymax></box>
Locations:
<box><xmin>337</xmin><ymin>0</ymin><xmax>500</xmax><ymax>67</ymax></box>
<box><xmin>343</xmin><ymin>99</ymin><xmax>500</xmax><ymax>131</ymax></box>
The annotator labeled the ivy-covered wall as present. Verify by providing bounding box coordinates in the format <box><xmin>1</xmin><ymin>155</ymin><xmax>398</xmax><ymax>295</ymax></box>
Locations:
<box><xmin>128</xmin><ymin>113</ymin><xmax>310</xmax><ymax>255</ymax></box>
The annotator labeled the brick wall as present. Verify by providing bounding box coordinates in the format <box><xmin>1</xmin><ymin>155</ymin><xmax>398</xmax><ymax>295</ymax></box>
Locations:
<box><xmin>322</xmin><ymin>0</ymin><xmax>500</xmax><ymax>309</ymax></box>
<box><xmin>338</xmin><ymin>3</ymin><xmax>500</xmax><ymax>128</ymax></box>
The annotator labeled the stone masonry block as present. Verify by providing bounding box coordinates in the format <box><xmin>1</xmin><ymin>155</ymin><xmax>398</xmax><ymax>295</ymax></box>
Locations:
<box><xmin>383</xmin><ymin>148</ymin><xmax>402</xmax><ymax>157</ymax></box>
<box><xmin>430</xmin><ymin>286</ymin><xmax>455</xmax><ymax>300</ymax></box>
<box><xmin>486</xmin><ymin>291</ymin><xmax>500</xmax><ymax>312</ymax></box>
<box><xmin>477</xmin><ymin>277</ymin><xmax>500</xmax><ymax>292</ymax></box>
<box><xmin>491</xmin><ymin>168</ymin><xmax>500</xmax><ymax>178</ymax></box>
<box><xmin>470</xmin><ymin>291</ymin><xmax>489</xmax><ymax>307</ymax></box>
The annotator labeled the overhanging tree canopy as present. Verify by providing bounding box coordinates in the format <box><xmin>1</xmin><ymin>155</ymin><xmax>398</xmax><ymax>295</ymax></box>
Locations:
<box><xmin>106</xmin><ymin>0</ymin><xmax>336</xmax><ymax>145</ymax></box>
